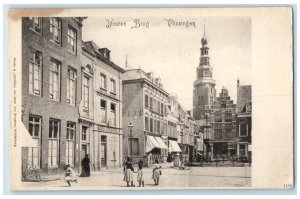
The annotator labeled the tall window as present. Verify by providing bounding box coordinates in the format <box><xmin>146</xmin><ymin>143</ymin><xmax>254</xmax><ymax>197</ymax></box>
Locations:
<box><xmin>29</xmin><ymin>51</ymin><xmax>42</xmax><ymax>96</ymax></box>
<box><xmin>239</xmin><ymin>123</ymin><xmax>248</xmax><ymax>137</ymax></box>
<box><xmin>145</xmin><ymin>116</ymin><xmax>149</xmax><ymax>131</ymax></box>
<box><xmin>67</xmin><ymin>26</ymin><xmax>77</xmax><ymax>54</ymax></box>
<box><xmin>145</xmin><ymin>95</ymin><xmax>149</xmax><ymax>108</ymax></box>
<box><xmin>161</xmin><ymin>103</ymin><xmax>164</xmax><ymax>115</ymax></box>
<box><xmin>49</xmin><ymin>59</ymin><xmax>61</xmax><ymax>101</ymax></box>
<box><xmin>215</xmin><ymin>128</ymin><xmax>222</xmax><ymax>139</ymax></box>
<box><xmin>82</xmin><ymin>126</ymin><xmax>87</xmax><ymax>142</ymax></box>
<box><xmin>66</xmin><ymin>122</ymin><xmax>75</xmax><ymax>166</ymax></box>
<box><xmin>110</xmin><ymin>78</ymin><xmax>116</xmax><ymax>93</ymax></box>
<box><xmin>29</xmin><ymin>17</ymin><xmax>42</xmax><ymax>34</ymax></box>
<box><xmin>100</xmin><ymin>74</ymin><xmax>107</xmax><ymax>90</ymax></box>
<box><xmin>158</xmin><ymin>101</ymin><xmax>161</xmax><ymax>114</ymax></box>
<box><xmin>50</xmin><ymin>17</ymin><xmax>61</xmax><ymax>45</ymax></box>
<box><xmin>67</xmin><ymin>68</ymin><xmax>76</xmax><ymax>105</ymax></box>
<box><xmin>225</xmin><ymin>112</ymin><xmax>232</xmax><ymax>122</ymax></box>
<box><xmin>110</xmin><ymin>103</ymin><xmax>116</xmax><ymax>126</ymax></box>
<box><xmin>82</xmin><ymin>76</ymin><xmax>89</xmax><ymax>109</ymax></box>
<box><xmin>100</xmin><ymin>100</ymin><xmax>107</xmax><ymax>123</ymax></box>
<box><xmin>153</xmin><ymin>99</ymin><xmax>156</xmax><ymax>113</ymax></box>
<box><xmin>150</xmin><ymin>97</ymin><xmax>153</xmax><ymax>110</ymax></box>
<box><xmin>29</xmin><ymin>115</ymin><xmax>41</xmax><ymax>167</ymax></box>
<box><xmin>49</xmin><ymin>119</ymin><xmax>60</xmax><ymax>167</ymax></box>
<box><xmin>157</xmin><ymin>121</ymin><xmax>160</xmax><ymax>134</ymax></box>
<box><xmin>150</xmin><ymin>118</ymin><xmax>153</xmax><ymax>132</ymax></box>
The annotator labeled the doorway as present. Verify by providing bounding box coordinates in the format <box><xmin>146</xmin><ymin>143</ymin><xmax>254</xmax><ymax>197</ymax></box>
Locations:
<box><xmin>101</xmin><ymin>136</ymin><xmax>107</xmax><ymax>167</ymax></box>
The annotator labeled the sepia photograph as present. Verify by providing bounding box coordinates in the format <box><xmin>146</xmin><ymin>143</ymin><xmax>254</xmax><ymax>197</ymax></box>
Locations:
<box><xmin>8</xmin><ymin>8</ymin><xmax>293</xmax><ymax>191</ymax></box>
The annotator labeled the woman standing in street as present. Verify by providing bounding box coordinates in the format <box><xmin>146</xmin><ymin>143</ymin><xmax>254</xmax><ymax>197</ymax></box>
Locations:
<box><xmin>80</xmin><ymin>154</ymin><xmax>90</xmax><ymax>177</ymax></box>
<box><xmin>152</xmin><ymin>159</ymin><xmax>162</xmax><ymax>185</ymax></box>
<box><xmin>123</xmin><ymin>156</ymin><xmax>135</xmax><ymax>187</ymax></box>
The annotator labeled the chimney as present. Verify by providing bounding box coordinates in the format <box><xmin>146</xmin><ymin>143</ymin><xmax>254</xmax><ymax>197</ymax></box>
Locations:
<box><xmin>99</xmin><ymin>48</ymin><xmax>111</xmax><ymax>60</ymax></box>
<box><xmin>237</xmin><ymin>78</ymin><xmax>240</xmax><ymax>87</ymax></box>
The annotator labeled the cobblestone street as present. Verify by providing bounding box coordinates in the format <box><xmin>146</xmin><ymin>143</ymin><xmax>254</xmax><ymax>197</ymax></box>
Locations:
<box><xmin>22</xmin><ymin>166</ymin><xmax>251</xmax><ymax>190</ymax></box>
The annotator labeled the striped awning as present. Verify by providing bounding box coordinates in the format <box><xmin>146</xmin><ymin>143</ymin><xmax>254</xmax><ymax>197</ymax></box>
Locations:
<box><xmin>146</xmin><ymin>135</ymin><xmax>168</xmax><ymax>153</ymax></box>
<box><xmin>168</xmin><ymin>140</ymin><xmax>182</xmax><ymax>153</ymax></box>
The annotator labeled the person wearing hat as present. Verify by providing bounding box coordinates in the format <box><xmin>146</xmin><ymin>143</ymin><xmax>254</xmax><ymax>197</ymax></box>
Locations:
<box><xmin>64</xmin><ymin>163</ymin><xmax>77</xmax><ymax>187</ymax></box>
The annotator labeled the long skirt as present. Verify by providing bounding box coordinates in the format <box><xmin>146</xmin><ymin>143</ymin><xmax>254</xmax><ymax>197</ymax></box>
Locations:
<box><xmin>80</xmin><ymin>166</ymin><xmax>90</xmax><ymax>177</ymax></box>
<box><xmin>152</xmin><ymin>169</ymin><xmax>160</xmax><ymax>180</ymax></box>
<box><xmin>123</xmin><ymin>169</ymin><xmax>133</xmax><ymax>182</ymax></box>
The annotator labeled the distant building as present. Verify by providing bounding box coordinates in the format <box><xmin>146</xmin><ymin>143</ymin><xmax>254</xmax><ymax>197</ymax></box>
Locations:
<box><xmin>193</xmin><ymin>30</ymin><xmax>216</xmax><ymax>120</ymax></box>
<box><xmin>81</xmin><ymin>41</ymin><xmax>125</xmax><ymax>170</ymax></box>
<box><xmin>178</xmin><ymin>104</ymin><xmax>196</xmax><ymax>163</ymax></box>
<box><xmin>209</xmin><ymin>87</ymin><xmax>238</xmax><ymax>160</ymax></box>
<box><xmin>122</xmin><ymin>69</ymin><xmax>169</xmax><ymax>164</ymax></box>
<box><xmin>166</xmin><ymin>95</ymin><xmax>181</xmax><ymax>155</ymax></box>
<box><xmin>21</xmin><ymin>17</ymin><xmax>86</xmax><ymax>172</ymax></box>
<box><xmin>236</xmin><ymin>80</ymin><xmax>252</xmax><ymax>162</ymax></box>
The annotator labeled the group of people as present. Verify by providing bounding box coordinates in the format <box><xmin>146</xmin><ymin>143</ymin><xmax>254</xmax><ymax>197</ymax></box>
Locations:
<box><xmin>64</xmin><ymin>154</ymin><xmax>91</xmax><ymax>187</ymax></box>
<box><xmin>63</xmin><ymin>154</ymin><xmax>163</xmax><ymax>187</ymax></box>
<box><xmin>123</xmin><ymin>156</ymin><xmax>162</xmax><ymax>187</ymax></box>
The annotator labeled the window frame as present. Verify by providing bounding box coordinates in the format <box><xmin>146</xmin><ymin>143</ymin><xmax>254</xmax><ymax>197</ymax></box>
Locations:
<box><xmin>100</xmin><ymin>73</ymin><xmax>107</xmax><ymax>90</ymax></box>
<box><xmin>66</xmin><ymin>122</ymin><xmax>76</xmax><ymax>166</ymax></box>
<box><xmin>110</xmin><ymin>78</ymin><xmax>116</xmax><ymax>94</ymax></box>
<box><xmin>100</xmin><ymin>99</ymin><xmax>107</xmax><ymax>124</ymax></box>
<box><xmin>82</xmin><ymin>75</ymin><xmax>90</xmax><ymax>110</ymax></box>
<box><xmin>29</xmin><ymin>51</ymin><xmax>42</xmax><ymax>96</ymax></box>
<box><xmin>67</xmin><ymin>25</ymin><xmax>77</xmax><ymax>54</ymax></box>
<box><xmin>50</xmin><ymin>17</ymin><xmax>62</xmax><ymax>45</ymax></box>
<box><xmin>49</xmin><ymin>58</ymin><xmax>61</xmax><ymax>101</ymax></box>
<box><xmin>29</xmin><ymin>17</ymin><xmax>42</xmax><ymax>35</ymax></box>
<box><xmin>48</xmin><ymin>119</ymin><xmax>60</xmax><ymax>168</ymax></box>
<box><xmin>67</xmin><ymin>67</ymin><xmax>77</xmax><ymax>106</ymax></box>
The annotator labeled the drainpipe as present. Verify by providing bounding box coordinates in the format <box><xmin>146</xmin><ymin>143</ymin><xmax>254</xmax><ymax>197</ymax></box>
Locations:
<box><xmin>118</xmin><ymin>72</ymin><xmax>122</xmax><ymax>168</ymax></box>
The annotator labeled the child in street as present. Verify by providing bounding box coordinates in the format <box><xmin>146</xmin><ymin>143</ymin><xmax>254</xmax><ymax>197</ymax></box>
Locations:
<box><xmin>137</xmin><ymin>160</ymin><xmax>144</xmax><ymax>187</ymax></box>
<box><xmin>65</xmin><ymin>163</ymin><xmax>77</xmax><ymax>187</ymax></box>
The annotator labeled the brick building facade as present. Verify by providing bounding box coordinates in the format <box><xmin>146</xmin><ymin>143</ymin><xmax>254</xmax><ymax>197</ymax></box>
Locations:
<box><xmin>21</xmin><ymin>17</ymin><xmax>85</xmax><ymax>172</ymax></box>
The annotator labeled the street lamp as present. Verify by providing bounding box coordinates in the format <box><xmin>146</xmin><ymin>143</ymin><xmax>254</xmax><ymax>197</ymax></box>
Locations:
<box><xmin>128</xmin><ymin>122</ymin><xmax>134</xmax><ymax>158</ymax></box>
<box><xmin>178</xmin><ymin>121</ymin><xmax>185</xmax><ymax>166</ymax></box>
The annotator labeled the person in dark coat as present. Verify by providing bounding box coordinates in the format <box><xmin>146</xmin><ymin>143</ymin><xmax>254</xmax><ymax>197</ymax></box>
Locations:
<box><xmin>80</xmin><ymin>154</ymin><xmax>90</xmax><ymax>177</ymax></box>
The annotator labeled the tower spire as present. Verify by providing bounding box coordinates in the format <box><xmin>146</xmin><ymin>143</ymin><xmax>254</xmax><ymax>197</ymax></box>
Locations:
<box><xmin>125</xmin><ymin>54</ymin><xmax>128</xmax><ymax>67</ymax></box>
<box><xmin>203</xmin><ymin>18</ymin><xmax>206</xmax><ymax>36</ymax></box>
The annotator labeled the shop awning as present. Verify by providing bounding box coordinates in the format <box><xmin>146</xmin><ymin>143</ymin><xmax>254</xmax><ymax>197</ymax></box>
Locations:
<box><xmin>155</xmin><ymin>137</ymin><xmax>168</xmax><ymax>149</ymax></box>
<box><xmin>21</xmin><ymin>125</ymin><xmax>37</xmax><ymax>147</ymax></box>
<box><xmin>169</xmin><ymin>140</ymin><xmax>182</xmax><ymax>153</ymax></box>
<box><xmin>146</xmin><ymin>135</ymin><xmax>168</xmax><ymax>153</ymax></box>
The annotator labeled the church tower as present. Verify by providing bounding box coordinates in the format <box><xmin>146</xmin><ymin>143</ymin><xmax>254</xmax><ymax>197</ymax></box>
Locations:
<box><xmin>193</xmin><ymin>25</ymin><xmax>216</xmax><ymax>120</ymax></box>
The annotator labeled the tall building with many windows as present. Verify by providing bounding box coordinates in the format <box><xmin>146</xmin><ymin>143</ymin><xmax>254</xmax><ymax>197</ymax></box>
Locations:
<box><xmin>122</xmin><ymin>69</ymin><xmax>169</xmax><ymax>165</ymax></box>
<box><xmin>21</xmin><ymin>17</ymin><xmax>86</xmax><ymax>172</ymax></box>
<box><xmin>81</xmin><ymin>40</ymin><xmax>125</xmax><ymax>170</ymax></box>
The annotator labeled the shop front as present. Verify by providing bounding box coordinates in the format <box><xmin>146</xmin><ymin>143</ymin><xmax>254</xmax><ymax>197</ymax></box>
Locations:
<box><xmin>145</xmin><ymin>135</ymin><xmax>168</xmax><ymax>166</ymax></box>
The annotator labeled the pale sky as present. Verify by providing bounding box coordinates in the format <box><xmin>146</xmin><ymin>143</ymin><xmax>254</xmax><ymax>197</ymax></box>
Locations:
<box><xmin>82</xmin><ymin>17</ymin><xmax>251</xmax><ymax>110</ymax></box>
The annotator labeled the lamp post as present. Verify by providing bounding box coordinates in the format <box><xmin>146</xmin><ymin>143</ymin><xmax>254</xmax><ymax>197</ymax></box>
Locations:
<box><xmin>128</xmin><ymin>122</ymin><xmax>134</xmax><ymax>158</ymax></box>
<box><xmin>178</xmin><ymin>121</ymin><xmax>185</xmax><ymax>166</ymax></box>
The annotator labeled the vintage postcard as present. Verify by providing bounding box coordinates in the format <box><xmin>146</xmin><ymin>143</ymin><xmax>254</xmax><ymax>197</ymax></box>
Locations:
<box><xmin>8</xmin><ymin>7</ymin><xmax>293</xmax><ymax>190</ymax></box>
